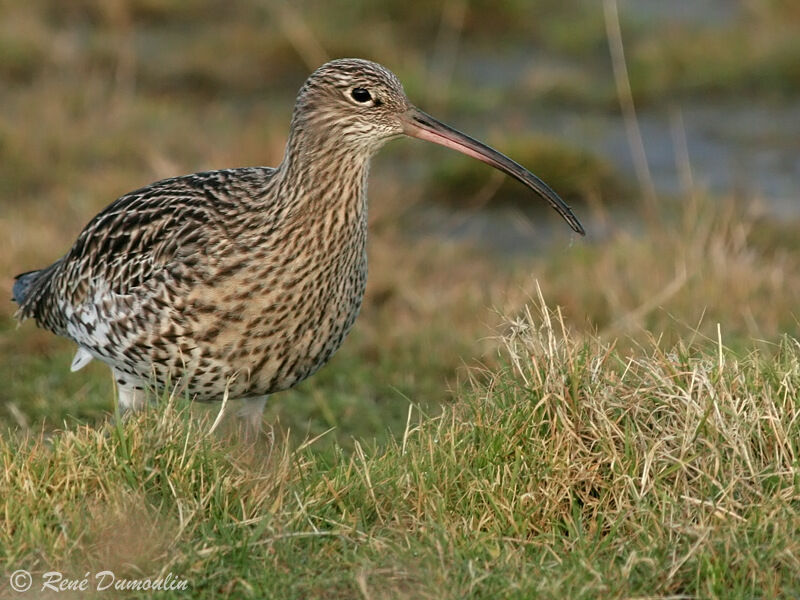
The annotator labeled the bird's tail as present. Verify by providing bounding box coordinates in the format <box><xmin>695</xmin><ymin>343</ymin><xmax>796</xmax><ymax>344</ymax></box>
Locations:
<box><xmin>12</xmin><ymin>270</ymin><xmax>42</xmax><ymax>305</ymax></box>
<box><xmin>12</xmin><ymin>261</ymin><xmax>61</xmax><ymax>323</ymax></box>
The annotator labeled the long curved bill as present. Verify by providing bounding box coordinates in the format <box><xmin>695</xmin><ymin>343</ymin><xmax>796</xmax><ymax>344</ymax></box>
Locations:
<box><xmin>401</xmin><ymin>107</ymin><xmax>585</xmax><ymax>235</ymax></box>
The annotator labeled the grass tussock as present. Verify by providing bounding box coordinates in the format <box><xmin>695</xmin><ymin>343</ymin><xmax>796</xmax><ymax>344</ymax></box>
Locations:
<box><xmin>2</xmin><ymin>296</ymin><xmax>800</xmax><ymax>598</ymax></box>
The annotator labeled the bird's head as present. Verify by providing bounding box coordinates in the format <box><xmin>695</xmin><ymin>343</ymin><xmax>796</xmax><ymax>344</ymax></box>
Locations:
<box><xmin>292</xmin><ymin>58</ymin><xmax>410</xmax><ymax>151</ymax></box>
<box><xmin>291</xmin><ymin>58</ymin><xmax>585</xmax><ymax>235</ymax></box>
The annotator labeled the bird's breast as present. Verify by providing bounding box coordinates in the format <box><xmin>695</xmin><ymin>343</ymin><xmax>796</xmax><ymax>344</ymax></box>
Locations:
<box><xmin>175</xmin><ymin>207</ymin><xmax>369</xmax><ymax>398</ymax></box>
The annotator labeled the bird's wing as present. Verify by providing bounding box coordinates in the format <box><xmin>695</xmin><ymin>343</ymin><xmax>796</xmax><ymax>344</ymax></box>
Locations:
<box><xmin>18</xmin><ymin>167</ymin><xmax>276</xmax><ymax>334</ymax></box>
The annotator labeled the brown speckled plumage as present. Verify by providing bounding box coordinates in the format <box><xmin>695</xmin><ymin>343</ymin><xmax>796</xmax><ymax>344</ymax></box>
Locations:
<box><xmin>13</xmin><ymin>59</ymin><xmax>584</xmax><ymax>419</ymax></box>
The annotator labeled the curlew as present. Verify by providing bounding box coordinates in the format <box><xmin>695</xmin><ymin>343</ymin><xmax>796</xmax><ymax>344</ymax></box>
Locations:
<box><xmin>13</xmin><ymin>59</ymin><xmax>584</xmax><ymax>428</ymax></box>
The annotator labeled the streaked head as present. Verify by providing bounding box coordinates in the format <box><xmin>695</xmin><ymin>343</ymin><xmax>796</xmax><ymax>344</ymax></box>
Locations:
<box><xmin>293</xmin><ymin>59</ymin><xmax>410</xmax><ymax>149</ymax></box>
<box><xmin>292</xmin><ymin>58</ymin><xmax>585</xmax><ymax>235</ymax></box>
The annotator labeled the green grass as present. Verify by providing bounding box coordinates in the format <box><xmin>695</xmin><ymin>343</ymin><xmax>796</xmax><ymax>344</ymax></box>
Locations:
<box><xmin>3</xmin><ymin>297</ymin><xmax>800</xmax><ymax>598</ymax></box>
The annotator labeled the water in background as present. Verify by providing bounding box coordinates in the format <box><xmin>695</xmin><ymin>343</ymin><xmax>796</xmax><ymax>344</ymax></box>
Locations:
<box><xmin>407</xmin><ymin>0</ymin><xmax>800</xmax><ymax>252</ymax></box>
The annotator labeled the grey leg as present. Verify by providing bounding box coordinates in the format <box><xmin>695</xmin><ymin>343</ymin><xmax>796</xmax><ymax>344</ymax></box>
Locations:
<box><xmin>236</xmin><ymin>395</ymin><xmax>268</xmax><ymax>435</ymax></box>
<box><xmin>113</xmin><ymin>369</ymin><xmax>148</xmax><ymax>415</ymax></box>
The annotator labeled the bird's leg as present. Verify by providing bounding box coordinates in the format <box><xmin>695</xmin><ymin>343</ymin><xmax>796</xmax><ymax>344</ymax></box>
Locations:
<box><xmin>236</xmin><ymin>396</ymin><xmax>268</xmax><ymax>440</ymax></box>
<box><xmin>113</xmin><ymin>369</ymin><xmax>148</xmax><ymax>417</ymax></box>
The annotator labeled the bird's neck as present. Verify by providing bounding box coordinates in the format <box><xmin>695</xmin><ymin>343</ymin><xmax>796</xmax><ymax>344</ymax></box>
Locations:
<box><xmin>274</xmin><ymin>122</ymin><xmax>374</xmax><ymax>224</ymax></box>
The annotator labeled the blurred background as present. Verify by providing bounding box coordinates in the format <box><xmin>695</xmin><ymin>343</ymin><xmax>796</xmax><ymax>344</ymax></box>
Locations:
<box><xmin>1</xmin><ymin>0</ymin><xmax>799</xmax><ymax>443</ymax></box>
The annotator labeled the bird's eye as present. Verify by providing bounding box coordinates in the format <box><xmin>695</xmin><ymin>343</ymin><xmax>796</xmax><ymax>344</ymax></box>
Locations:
<box><xmin>351</xmin><ymin>88</ymin><xmax>372</xmax><ymax>103</ymax></box>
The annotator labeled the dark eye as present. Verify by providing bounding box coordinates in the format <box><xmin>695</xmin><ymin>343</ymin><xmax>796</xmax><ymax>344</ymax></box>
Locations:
<box><xmin>351</xmin><ymin>88</ymin><xmax>372</xmax><ymax>103</ymax></box>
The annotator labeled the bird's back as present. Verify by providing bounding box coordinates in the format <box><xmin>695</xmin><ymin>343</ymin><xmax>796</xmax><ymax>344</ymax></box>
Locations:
<box><xmin>15</xmin><ymin>167</ymin><xmax>276</xmax><ymax>330</ymax></box>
